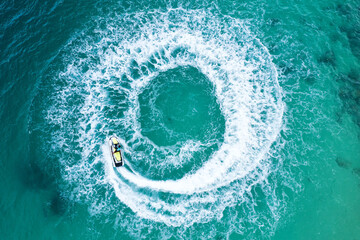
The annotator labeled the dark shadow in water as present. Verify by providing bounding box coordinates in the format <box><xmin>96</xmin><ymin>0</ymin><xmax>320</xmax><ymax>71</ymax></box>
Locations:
<box><xmin>340</xmin><ymin>25</ymin><xmax>360</xmax><ymax>59</ymax></box>
<box><xmin>49</xmin><ymin>190</ymin><xmax>68</xmax><ymax>216</ymax></box>
<box><xmin>266</xmin><ymin>18</ymin><xmax>281</xmax><ymax>26</ymax></box>
<box><xmin>347</xmin><ymin>69</ymin><xmax>360</xmax><ymax>86</ymax></box>
<box><xmin>335</xmin><ymin>157</ymin><xmax>351</xmax><ymax>169</ymax></box>
<box><xmin>215</xmin><ymin>235</ymin><xmax>226</xmax><ymax>240</ymax></box>
<box><xmin>318</xmin><ymin>50</ymin><xmax>336</xmax><ymax>67</ymax></box>
<box><xmin>21</xmin><ymin>131</ymin><xmax>71</xmax><ymax>216</ymax></box>
<box><xmin>335</xmin><ymin>110</ymin><xmax>343</xmax><ymax>124</ymax></box>
<box><xmin>336</xmin><ymin>70</ymin><xmax>360</xmax><ymax>132</ymax></box>
<box><xmin>304</xmin><ymin>74</ymin><xmax>316</xmax><ymax>85</ymax></box>
<box><xmin>20</xmin><ymin>159</ymin><xmax>70</xmax><ymax>216</ymax></box>
<box><xmin>20</xmin><ymin>161</ymin><xmax>54</xmax><ymax>191</ymax></box>
<box><xmin>334</xmin><ymin>157</ymin><xmax>360</xmax><ymax>191</ymax></box>
<box><xmin>335</xmin><ymin>157</ymin><xmax>360</xmax><ymax>186</ymax></box>
<box><xmin>336</xmin><ymin>4</ymin><xmax>352</xmax><ymax>16</ymax></box>
<box><xmin>337</xmin><ymin>4</ymin><xmax>360</xmax><ymax>59</ymax></box>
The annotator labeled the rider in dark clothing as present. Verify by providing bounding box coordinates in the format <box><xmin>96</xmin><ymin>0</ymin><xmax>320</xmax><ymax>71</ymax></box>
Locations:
<box><xmin>115</xmin><ymin>143</ymin><xmax>121</xmax><ymax>152</ymax></box>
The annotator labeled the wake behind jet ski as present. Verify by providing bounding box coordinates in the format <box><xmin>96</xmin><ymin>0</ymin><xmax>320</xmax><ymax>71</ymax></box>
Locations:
<box><xmin>108</xmin><ymin>136</ymin><xmax>124</xmax><ymax>167</ymax></box>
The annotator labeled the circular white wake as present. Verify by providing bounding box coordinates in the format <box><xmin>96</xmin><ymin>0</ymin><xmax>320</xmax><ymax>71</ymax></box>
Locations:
<box><xmin>48</xmin><ymin>8</ymin><xmax>284</xmax><ymax>227</ymax></box>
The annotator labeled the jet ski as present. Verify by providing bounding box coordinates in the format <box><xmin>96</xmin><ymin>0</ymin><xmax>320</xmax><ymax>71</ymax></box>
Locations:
<box><xmin>108</xmin><ymin>136</ymin><xmax>124</xmax><ymax>167</ymax></box>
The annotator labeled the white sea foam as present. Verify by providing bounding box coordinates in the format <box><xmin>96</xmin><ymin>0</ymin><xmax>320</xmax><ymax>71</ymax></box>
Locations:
<box><xmin>47</xmin><ymin>8</ymin><xmax>284</xmax><ymax>228</ymax></box>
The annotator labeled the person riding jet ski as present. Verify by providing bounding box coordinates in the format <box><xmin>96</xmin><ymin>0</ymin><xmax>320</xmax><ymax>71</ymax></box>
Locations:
<box><xmin>109</xmin><ymin>136</ymin><xmax>124</xmax><ymax>167</ymax></box>
<box><xmin>114</xmin><ymin>143</ymin><xmax>121</xmax><ymax>153</ymax></box>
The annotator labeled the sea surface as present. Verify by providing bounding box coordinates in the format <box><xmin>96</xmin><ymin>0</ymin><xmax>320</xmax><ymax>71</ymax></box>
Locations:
<box><xmin>1</xmin><ymin>0</ymin><xmax>360</xmax><ymax>239</ymax></box>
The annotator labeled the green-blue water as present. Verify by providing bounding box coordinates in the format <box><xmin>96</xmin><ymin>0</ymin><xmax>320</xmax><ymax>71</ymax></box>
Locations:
<box><xmin>1</xmin><ymin>0</ymin><xmax>360</xmax><ymax>239</ymax></box>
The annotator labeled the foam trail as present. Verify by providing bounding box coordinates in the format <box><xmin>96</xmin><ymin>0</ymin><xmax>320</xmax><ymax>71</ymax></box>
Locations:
<box><xmin>47</xmin><ymin>8</ymin><xmax>284</xmax><ymax>228</ymax></box>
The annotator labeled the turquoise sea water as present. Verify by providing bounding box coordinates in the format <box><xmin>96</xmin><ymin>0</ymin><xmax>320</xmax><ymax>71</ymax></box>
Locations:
<box><xmin>1</xmin><ymin>0</ymin><xmax>360</xmax><ymax>239</ymax></box>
